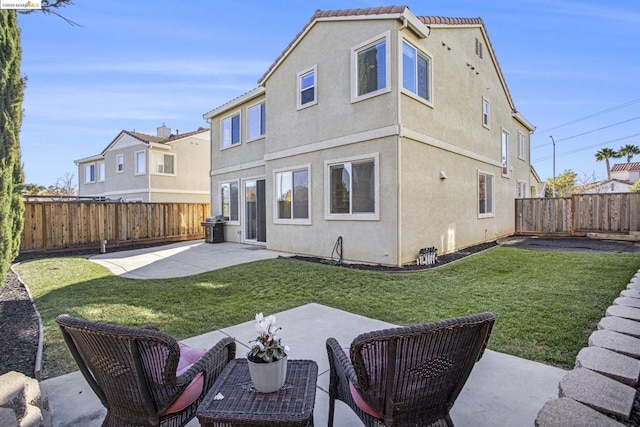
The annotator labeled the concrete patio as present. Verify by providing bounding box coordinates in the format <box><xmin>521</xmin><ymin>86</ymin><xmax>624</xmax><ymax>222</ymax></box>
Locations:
<box><xmin>41</xmin><ymin>303</ymin><xmax>566</xmax><ymax>426</ymax></box>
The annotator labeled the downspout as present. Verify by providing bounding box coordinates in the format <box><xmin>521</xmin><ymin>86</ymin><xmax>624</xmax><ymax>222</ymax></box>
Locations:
<box><xmin>147</xmin><ymin>147</ymin><xmax>152</xmax><ymax>202</ymax></box>
<box><xmin>396</xmin><ymin>18</ymin><xmax>408</xmax><ymax>267</ymax></box>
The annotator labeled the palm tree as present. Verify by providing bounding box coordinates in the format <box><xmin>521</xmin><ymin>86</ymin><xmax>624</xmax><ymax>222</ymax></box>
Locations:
<box><xmin>595</xmin><ymin>147</ymin><xmax>622</xmax><ymax>180</ymax></box>
<box><xmin>619</xmin><ymin>144</ymin><xmax>640</xmax><ymax>163</ymax></box>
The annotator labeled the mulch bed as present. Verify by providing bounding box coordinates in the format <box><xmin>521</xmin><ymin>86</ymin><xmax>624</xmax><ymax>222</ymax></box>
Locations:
<box><xmin>287</xmin><ymin>241</ymin><xmax>498</xmax><ymax>272</ymax></box>
<box><xmin>0</xmin><ymin>268</ymin><xmax>39</xmax><ymax>378</ymax></box>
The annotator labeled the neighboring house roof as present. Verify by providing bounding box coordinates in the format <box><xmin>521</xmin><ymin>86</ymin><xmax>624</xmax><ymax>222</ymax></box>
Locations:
<box><xmin>611</xmin><ymin>162</ymin><xmax>640</xmax><ymax>172</ymax></box>
<box><xmin>574</xmin><ymin>179</ymin><xmax>631</xmax><ymax>193</ymax></box>
<box><xmin>100</xmin><ymin>127</ymin><xmax>208</xmax><ymax>156</ymax></box>
<box><xmin>74</xmin><ymin>127</ymin><xmax>209</xmax><ymax>164</ymax></box>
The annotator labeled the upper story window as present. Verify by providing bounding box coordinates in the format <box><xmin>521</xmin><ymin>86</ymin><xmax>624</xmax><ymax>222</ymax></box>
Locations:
<box><xmin>247</xmin><ymin>102</ymin><xmax>266</xmax><ymax>141</ymax></box>
<box><xmin>501</xmin><ymin>129</ymin><xmax>510</xmax><ymax>177</ymax></box>
<box><xmin>135</xmin><ymin>151</ymin><xmax>146</xmax><ymax>175</ymax></box>
<box><xmin>116</xmin><ymin>154</ymin><xmax>124</xmax><ymax>173</ymax></box>
<box><xmin>220</xmin><ymin>181</ymin><xmax>239</xmax><ymax>222</ymax></box>
<box><xmin>402</xmin><ymin>40</ymin><xmax>431</xmax><ymax>103</ymax></box>
<box><xmin>221</xmin><ymin>112</ymin><xmax>241</xmax><ymax>148</ymax></box>
<box><xmin>97</xmin><ymin>161</ymin><xmax>105</xmax><ymax>182</ymax></box>
<box><xmin>478</xmin><ymin>171</ymin><xmax>494</xmax><ymax>217</ymax></box>
<box><xmin>151</xmin><ymin>151</ymin><xmax>175</xmax><ymax>174</ymax></box>
<box><xmin>297</xmin><ymin>66</ymin><xmax>317</xmax><ymax>109</ymax></box>
<box><xmin>84</xmin><ymin>164</ymin><xmax>95</xmax><ymax>184</ymax></box>
<box><xmin>518</xmin><ymin>131</ymin><xmax>526</xmax><ymax>160</ymax></box>
<box><xmin>351</xmin><ymin>32</ymin><xmax>390</xmax><ymax>102</ymax></box>
<box><xmin>326</xmin><ymin>153</ymin><xmax>379</xmax><ymax>220</ymax></box>
<box><xmin>482</xmin><ymin>98</ymin><xmax>490</xmax><ymax>128</ymax></box>
<box><xmin>275</xmin><ymin>167</ymin><xmax>310</xmax><ymax>222</ymax></box>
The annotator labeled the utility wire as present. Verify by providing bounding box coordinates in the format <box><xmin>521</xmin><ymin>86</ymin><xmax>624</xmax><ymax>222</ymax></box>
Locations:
<box><xmin>533</xmin><ymin>116</ymin><xmax>640</xmax><ymax>149</ymax></box>
<box><xmin>534</xmin><ymin>132</ymin><xmax>640</xmax><ymax>162</ymax></box>
<box><xmin>535</xmin><ymin>96</ymin><xmax>640</xmax><ymax>134</ymax></box>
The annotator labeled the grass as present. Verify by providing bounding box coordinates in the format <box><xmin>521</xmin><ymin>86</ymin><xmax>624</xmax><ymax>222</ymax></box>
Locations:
<box><xmin>13</xmin><ymin>246</ymin><xmax>640</xmax><ymax>379</ymax></box>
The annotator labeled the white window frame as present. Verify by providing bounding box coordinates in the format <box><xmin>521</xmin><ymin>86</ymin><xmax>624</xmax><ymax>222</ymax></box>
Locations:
<box><xmin>482</xmin><ymin>97</ymin><xmax>490</xmax><ymax>129</ymax></box>
<box><xmin>116</xmin><ymin>154</ymin><xmax>124</xmax><ymax>173</ymax></box>
<box><xmin>478</xmin><ymin>171</ymin><xmax>495</xmax><ymax>218</ymax></box>
<box><xmin>273</xmin><ymin>164</ymin><xmax>311</xmax><ymax>224</ymax></box>
<box><xmin>518</xmin><ymin>131</ymin><xmax>526</xmax><ymax>160</ymax></box>
<box><xmin>325</xmin><ymin>153</ymin><xmax>379</xmax><ymax>221</ymax></box>
<box><xmin>219</xmin><ymin>180</ymin><xmax>240</xmax><ymax>224</ymax></box>
<box><xmin>150</xmin><ymin>151</ymin><xmax>176</xmax><ymax>175</ymax></box>
<box><xmin>221</xmin><ymin>111</ymin><xmax>241</xmax><ymax>149</ymax></box>
<box><xmin>297</xmin><ymin>65</ymin><xmax>317</xmax><ymax>110</ymax></box>
<box><xmin>97</xmin><ymin>161</ymin><xmax>105</xmax><ymax>182</ymax></box>
<box><xmin>351</xmin><ymin>31</ymin><xmax>391</xmax><ymax>103</ymax></box>
<box><xmin>501</xmin><ymin>129</ymin><xmax>510</xmax><ymax>177</ymax></box>
<box><xmin>401</xmin><ymin>39</ymin><xmax>433</xmax><ymax>105</ymax></box>
<box><xmin>135</xmin><ymin>150</ymin><xmax>146</xmax><ymax>175</ymax></box>
<box><xmin>517</xmin><ymin>180</ymin><xmax>528</xmax><ymax>198</ymax></box>
<box><xmin>84</xmin><ymin>163</ymin><xmax>96</xmax><ymax>184</ymax></box>
<box><xmin>247</xmin><ymin>101</ymin><xmax>266</xmax><ymax>141</ymax></box>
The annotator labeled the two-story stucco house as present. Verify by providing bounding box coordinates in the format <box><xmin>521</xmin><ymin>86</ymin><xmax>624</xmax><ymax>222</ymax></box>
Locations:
<box><xmin>75</xmin><ymin>125</ymin><xmax>210</xmax><ymax>202</ymax></box>
<box><xmin>203</xmin><ymin>6</ymin><xmax>535</xmax><ymax>266</ymax></box>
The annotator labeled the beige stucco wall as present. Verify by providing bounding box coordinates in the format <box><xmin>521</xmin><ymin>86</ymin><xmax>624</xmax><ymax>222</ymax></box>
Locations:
<box><xmin>265</xmin><ymin>19</ymin><xmax>400</xmax><ymax>154</ymax></box>
<box><xmin>265</xmin><ymin>135</ymin><xmax>399</xmax><ymax>264</ymax></box>
<box><xmin>397</xmin><ymin>26</ymin><xmax>532</xmax><ymax>264</ymax></box>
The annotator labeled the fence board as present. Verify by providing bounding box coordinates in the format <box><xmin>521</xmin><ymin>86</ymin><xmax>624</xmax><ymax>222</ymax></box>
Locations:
<box><xmin>516</xmin><ymin>193</ymin><xmax>640</xmax><ymax>235</ymax></box>
<box><xmin>20</xmin><ymin>202</ymin><xmax>209</xmax><ymax>253</ymax></box>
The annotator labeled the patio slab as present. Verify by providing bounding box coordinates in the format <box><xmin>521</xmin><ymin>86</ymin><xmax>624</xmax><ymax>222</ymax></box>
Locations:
<box><xmin>41</xmin><ymin>303</ymin><xmax>566</xmax><ymax>427</ymax></box>
<box><xmin>89</xmin><ymin>241</ymin><xmax>288</xmax><ymax>279</ymax></box>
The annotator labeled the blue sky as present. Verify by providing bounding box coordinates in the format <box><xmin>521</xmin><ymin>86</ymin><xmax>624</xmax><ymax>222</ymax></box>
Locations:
<box><xmin>17</xmin><ymin>0</ymin><xmax>640</xmax><ymax>187</ymax></box>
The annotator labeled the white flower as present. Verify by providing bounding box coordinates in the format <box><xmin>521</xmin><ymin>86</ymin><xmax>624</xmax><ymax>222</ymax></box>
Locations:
<box><xmin>284</xmin><ymin>345</ymin><xmax>291</xmax><ymax>353</ymax></box>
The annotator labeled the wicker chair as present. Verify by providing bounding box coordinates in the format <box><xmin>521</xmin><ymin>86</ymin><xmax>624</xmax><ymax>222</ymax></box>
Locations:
<box><xmin>326</xmin><ymin>312</ymin><xmax>495</xmax><ymax>427</ymax></box>
<box><xmin>56</xmin><ymin>314</ymin><xmax>236</xmax><ymax>427</ymax></box>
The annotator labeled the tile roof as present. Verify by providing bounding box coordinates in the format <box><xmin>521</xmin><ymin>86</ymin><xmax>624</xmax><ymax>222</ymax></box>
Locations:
<box><xmin>419</xmin><ymin>16</ymin><xmax>483</xmax><ymax>25</ymax></box>
<box><xmin>611</xmin><ymin>162</ymin><xmax>640</xmax><ymax>172</ymax></box>
<box><xmin>101</xmin><ymin>127</ymin><xmax>208</xmax><ymax>155</ymax></box>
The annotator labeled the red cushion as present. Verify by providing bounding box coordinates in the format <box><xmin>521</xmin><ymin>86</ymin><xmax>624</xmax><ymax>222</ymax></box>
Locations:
<box><xmin>164</xmin><ymin>342</ymin><xmax>207</xmax><ymax>414</ymax></box>
<box><xmin>343</xmin><ymin>348</ymin><xmax>382</xmax><ymax>419</ymax></box>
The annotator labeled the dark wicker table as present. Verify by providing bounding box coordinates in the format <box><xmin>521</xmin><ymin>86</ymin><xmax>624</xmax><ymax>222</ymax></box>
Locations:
<box><xmin>197</xmin><ymin>359</ymin><xmax>318</xmax><ymax>426</ymax></box>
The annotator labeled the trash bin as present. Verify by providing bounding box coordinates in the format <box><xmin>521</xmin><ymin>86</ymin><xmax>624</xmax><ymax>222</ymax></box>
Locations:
<box><xmin>202</xmin><ymin>216</ymin><xmax>224</xmax><ymax>243</ymax></box>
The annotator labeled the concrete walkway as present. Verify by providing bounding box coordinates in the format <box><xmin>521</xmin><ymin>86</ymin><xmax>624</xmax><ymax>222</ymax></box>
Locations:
<box><xmin>41</xmin><ymin>303</ymin><xmax>566</xmax><ymax>427</ymax></box>
<box><xmin>89</xmin><ymin>241</ymin><xmax>288</xmax><ymax>279</ymax></box>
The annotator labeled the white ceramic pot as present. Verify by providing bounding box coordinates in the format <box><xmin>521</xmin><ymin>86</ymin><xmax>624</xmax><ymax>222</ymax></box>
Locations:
<box><xmin>247</xmin><ymin>355</ymin><xmax>287</xmax><ymax>393</ymax></box>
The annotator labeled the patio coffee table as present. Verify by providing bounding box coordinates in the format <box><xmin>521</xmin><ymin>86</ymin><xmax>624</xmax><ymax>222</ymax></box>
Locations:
<box><xmin>197</xmin><ymin>358</ymin><xmax>318</xmax><ymax>426</ymax></box>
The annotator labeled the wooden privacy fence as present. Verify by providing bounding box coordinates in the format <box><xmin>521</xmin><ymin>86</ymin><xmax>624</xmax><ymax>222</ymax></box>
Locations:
<box><xmin>21</xmin><ymin>202</ymin><xmax>210</xmax><ymax>253</ymax></box>
<box><xmin>516</xmin><ymin>193</ymin><xmax>640</xmax><ymax>235</ymax></box>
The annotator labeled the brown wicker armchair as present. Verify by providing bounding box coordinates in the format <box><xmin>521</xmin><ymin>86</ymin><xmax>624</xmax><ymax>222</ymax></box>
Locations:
<box><xmin>326</xmin><ymin>312</ymin><xmax>495</xmax><ymax>427</ymax></box>
<box><xmin>56</xmin><ymin>314</ymin><xmax>236</xmax><ymax>427</ymax></box>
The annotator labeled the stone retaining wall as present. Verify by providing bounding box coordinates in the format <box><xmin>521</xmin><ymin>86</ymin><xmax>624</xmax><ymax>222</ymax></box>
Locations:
<box><xmin>536</xmin><ymin>272</ymin><xmax>640</xmax><ymax>426</ymax></box>
<box><xmin>0</xmin><ymin>371</ymin><xmax>50</xmax><ymax>427</ymax></box>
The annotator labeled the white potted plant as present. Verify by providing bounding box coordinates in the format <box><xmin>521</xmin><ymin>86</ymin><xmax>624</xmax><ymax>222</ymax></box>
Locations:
<box><xmin>247</xmin><ymin>313</ymin><xmax>290</xmax><ymax>393</ymax></box>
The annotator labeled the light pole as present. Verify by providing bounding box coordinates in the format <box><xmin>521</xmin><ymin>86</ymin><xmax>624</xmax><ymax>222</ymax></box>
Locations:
<box><xmin>549</xmin><ymin>135</ymin><xmax>556</xmax><ymax>197</ymax></box>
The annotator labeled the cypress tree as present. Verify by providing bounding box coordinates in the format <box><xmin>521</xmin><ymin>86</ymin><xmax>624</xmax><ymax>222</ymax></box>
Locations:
<box><xmin>0</xmin><ymin>10</ymin><xmax>25</xmax><ymax>279</ymax></box>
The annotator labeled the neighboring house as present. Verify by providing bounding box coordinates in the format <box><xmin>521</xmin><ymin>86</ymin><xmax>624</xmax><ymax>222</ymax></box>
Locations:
<box><xmin>74</xmin><ymin>125</ymin><xmax>210</xmax><ymax>203</ymax></box>
<box><xmin>575</xmin><ymin>179</ymin><xmax>632</xmax><ymax>194</ymax></box>
<box><xmin>203</xmin><ymin>6</ymin><xmax>535</xmax><ymax>266</ymax></box>
<box><xmin>529</xmin><ymin>166</ymin><xmax>546</xmax><ymax>198</ymax></box>
<box><xmin>610</xmin><ymin>162</ymin><xmax>640</xmax><ymax>184</ymax></box>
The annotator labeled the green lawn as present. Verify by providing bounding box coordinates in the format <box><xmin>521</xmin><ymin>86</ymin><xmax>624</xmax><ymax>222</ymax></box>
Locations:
<box><xmin>13</xmin><ymin>246</ymin><xmax>640</xmax><ymax>379</ymax></box>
